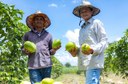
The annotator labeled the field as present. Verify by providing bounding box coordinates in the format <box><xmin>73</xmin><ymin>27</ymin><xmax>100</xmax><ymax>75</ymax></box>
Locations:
<box><xmin>23</xmin><ymin>73</ymin><xmax>128</xmax><ymax>84</ymax></box>
<box><xmin>23</xmin><ymin>66</ymin><xmax>128</xmax><ymax>84</ymax></box>
<box><xmin>54</xmin><ymin>73</ymin><xmax>128</xmax><ymax>84</ymax></box>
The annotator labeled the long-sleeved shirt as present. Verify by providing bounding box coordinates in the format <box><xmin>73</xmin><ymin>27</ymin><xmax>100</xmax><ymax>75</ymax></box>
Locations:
<box><xmin>78</xmin><ymin>18</ymin><xmax>108</xmax><ymax>70</ymax></box>
<box><xmin>22</xmin><ymin>29</ymin><xmax>53</xmax><ymax>69</ymax></box>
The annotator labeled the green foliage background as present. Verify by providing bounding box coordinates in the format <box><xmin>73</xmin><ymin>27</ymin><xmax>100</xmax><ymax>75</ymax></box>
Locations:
<box><xmin>65</xmin><ymin>62</ymin><xmax>71</xmax><ymax>67</ymax></box>
<box><xmin>0</xmin><ymin>2</ymin><xmax>29</xmax><ymax>84</ymax></box>
<box><xmin>51</xmin><ymin>56</ymin><xmax>63</xmax><ymax>78</ymax></box>
<box><xmin>104</xmin><ymin>29</ymin><xmax>128</xmax><ymax>77</ymax></box>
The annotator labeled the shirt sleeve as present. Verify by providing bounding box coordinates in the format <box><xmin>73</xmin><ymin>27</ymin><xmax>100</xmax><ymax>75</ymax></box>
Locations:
<box><xmin>48</xmin><ymin>35</ymin><xmax>54</xmax><ymax>55</ymax></box>
<box><xmin>91</xmin><ymin>20</ymin><xmax>108</xmax><ymax>56</ymax></box>
<box><xmin>21</xmin><ymin>32</ymin><xmax>29</xmax><ymax>54</ymax></box>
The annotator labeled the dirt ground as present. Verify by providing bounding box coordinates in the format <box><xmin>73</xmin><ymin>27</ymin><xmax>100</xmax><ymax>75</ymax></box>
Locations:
<box><xmin>54</xmin><ymin>74</ymin><xmax>128</xmax><ymax>84</ymax></box>
<box><xmin>23</xmin><ymin>73</ymin><xmax>128</xmax><ymax>84</ymax></box>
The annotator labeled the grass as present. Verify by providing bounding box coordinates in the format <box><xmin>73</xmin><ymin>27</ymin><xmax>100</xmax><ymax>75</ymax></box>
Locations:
<box><xmin>54</xmin><ymin>73</ymin><xmax>85</xmax><ymax>84</ymax></box>
<box><xmin>54</xmin><ymin>73</ymin><xmax>128</xmax><ymax>84</ymax></box>
<box><xmin>100</xmin><ymin>72</ymin><xmax>128</xmax><ymax>84</ymax></box>
<box><xmin>62</xmin><ymin>66</ymin><xmax>78</xmax><ymax>74</ymax></box>
<box><xmin>22</xmin><ymin>66</ymin><xmax>128</xmax><ymax>84</ymax></box>
<box><xmin>23</xmin><ymin>73</ymin><xmax>128</xmax><ymax>84</ymax></box>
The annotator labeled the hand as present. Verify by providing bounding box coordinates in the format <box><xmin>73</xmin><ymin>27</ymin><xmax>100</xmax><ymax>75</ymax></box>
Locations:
<box><xmin>52</xmin><ymin>45</ymin><xmax>61</xmax><ymax>51</ymax></box>
<box><xmin>81</xmin><ymin>48</ymin><xmax>93</xmax><ymax>55</ymax></box>
<box><xmin>50</xmin><ymin>46</ymin><xmax>61</xmax><ymax>55</ymax></box>
<box><xmin>23</xmin><ymin>48</ymin><xmax>31</xmax><ymax>55</ymax></box>
<box><xmin>50</xmin><ymin>49</ymin><xmax>56</xmax><ymax>55</ymax></box>
<box><xmin>68</xmin><ymin>47</ymin><xmax>78</xmax><ymax>57</ymax></box>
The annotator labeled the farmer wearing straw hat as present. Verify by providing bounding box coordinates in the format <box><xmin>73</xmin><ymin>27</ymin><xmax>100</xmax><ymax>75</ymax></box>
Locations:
<box><xmin>21</xmin><ymin>11</ymin><xmax>60</xmax><ymax>84</ymax></box>
<box><xmin>68</xmin><ymin>0</ymin><xmax>108</xmax><ymax>84</ymax></box>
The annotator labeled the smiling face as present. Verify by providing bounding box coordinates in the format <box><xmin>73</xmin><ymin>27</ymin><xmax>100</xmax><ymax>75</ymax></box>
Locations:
<box><xmin>80</xmin><ymin>7</ymin><xmax>93</xmax><ymax>21</ymax></box>
<box><xmin>33</xmin><ymin>16</ymin><xmax>45</xmax><ymax>31</ymax></box>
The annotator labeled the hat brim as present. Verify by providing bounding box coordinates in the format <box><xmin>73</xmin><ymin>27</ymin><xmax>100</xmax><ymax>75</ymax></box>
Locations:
<box><xmin>26</xmin><ymin>13</ymin><xmax>51</xmax><ymax>29</ymax></box>
<box><xmin>73</xmin><ymin>5</ymin><xmax>100</xmax><ymax>17</ymax></box>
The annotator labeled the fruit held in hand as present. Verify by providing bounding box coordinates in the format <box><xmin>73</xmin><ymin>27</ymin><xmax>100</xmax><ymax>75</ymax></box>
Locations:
<box><xmin>35</xmin><ymin>82</ymin><xmax>41</xmax><ymax>84</ymax></box>
<box><xmin>65</xmin><ymin>42</ymin><xmax>76</xmax><ymax>51</ymax></box>
<box><xmin>53</xmin><ymin>81</ymin><xmax>63</xmax><ymax>84</ymax></box>
<box><xmin>81</xmin><ymin>43</ymin><xmax>91</xmax><ymax>52</ymax></box>
<box><xmin>52</xmin><ymin>39</ymin><xmax>61</xmax><ymax>49</ymax></box>
<box><xmin>24</xmin><ymin>41</ymin><xmax>36</xmax><ymax>53</ymax></box>
<box><xmin>41</xmin><ymin>78</ymin><xmax>54</xmax><ymax>84</ymax></box>
<box><xmin>20</xmin><ymin>81</ymin><xmax>31</xmax><ymax>84</ymax></box>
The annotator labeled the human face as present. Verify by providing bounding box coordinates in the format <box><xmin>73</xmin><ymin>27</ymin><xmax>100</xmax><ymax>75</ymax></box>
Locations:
<box><xmin>33</xmin><ymin>16</ymin><xmax>44</xmax><ymax>29</ymax></box>
<box><xmin>80</xmin><ymin>7</ymin><xmax>93</xmax><ymax>21</ymax></box>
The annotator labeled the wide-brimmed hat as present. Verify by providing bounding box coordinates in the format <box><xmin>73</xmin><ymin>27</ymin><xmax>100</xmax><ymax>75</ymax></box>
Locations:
<box><xmin>73</xmin><ymin>0</ymin><xmax>100</xmax><ymax>17</ymax></box>
<box><xmin>26</xmin><ymin>11</ymin><xmax>51</xmax><ymax>29</ymax></box>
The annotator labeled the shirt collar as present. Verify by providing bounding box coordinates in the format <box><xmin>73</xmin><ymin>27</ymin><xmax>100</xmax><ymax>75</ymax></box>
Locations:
<box><xmin>81</xmin><ymin>18</ymin><xmax>94</xmax><ymax>28</ymax></box>
<box><xmin>33</xmin><ymin>29</ymin><xmax>44</xmax><ymax>33</ymax></box>
<box><xmin>87</xmin><ymin>18</ymin><xmax>94</xmax><ymax>24</ymax></box>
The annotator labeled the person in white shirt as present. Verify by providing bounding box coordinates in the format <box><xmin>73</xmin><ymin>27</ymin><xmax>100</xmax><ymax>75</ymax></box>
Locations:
<box><xmin>68</xmin><ymin>0</ymin><xmax>108</xmax><ymax>84</ymax></box>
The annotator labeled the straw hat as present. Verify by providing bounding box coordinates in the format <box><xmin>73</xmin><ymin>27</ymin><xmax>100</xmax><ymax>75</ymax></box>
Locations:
<box><xmin>73</xmin><ymin>0</ymin><xmax>100</xmax><ymax>17</ymax></box>
<box><xmin>26</xmin><ymin>11</ymin><xmax>51</xmax><ymax>29</ymax></box>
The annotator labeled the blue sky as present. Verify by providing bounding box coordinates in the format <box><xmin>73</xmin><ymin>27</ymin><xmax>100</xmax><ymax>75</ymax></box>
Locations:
<box><xmin>1</xmin><ymin>0</ymin><xmax>128</xmax><ymax>66</ymax></box>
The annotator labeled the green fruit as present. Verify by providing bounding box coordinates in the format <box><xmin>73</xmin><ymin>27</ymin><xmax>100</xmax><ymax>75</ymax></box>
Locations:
<box><xmin>81</xmin><ymin>43</ymin><xmax>91</xmax><ymax>52</ymax></box>
<box><xmin>35</xmin><ymin>82</ymin><xmax>41</xmax><ymax>84</ymax></box>
<box><xmin>52</xmin><ymin>39</ymin><xmax>61</xmax><ymax>49</ymax></box>
<box><xmin>65</xmin><ymin>42</ymin><xmax>76</xmax><ymax>51</ymax></box>
<box><xmin>24</xmin><ymin>41</ymin><xmax>36</xmax><ymax>53</ymax></box>
<box><xmin>53</xmin><ymin>81</ymin><xmax>63</xmax><ymax>84</ymax></box>
<box><xmin>41</xmin><ymin>78</ymin><xmax>54</xmax><ymax>84</ymax></box>
<box><xmin>20</xmin><ymin>81</ymin><xmax>31</xmax><ymax>84</ymax></box>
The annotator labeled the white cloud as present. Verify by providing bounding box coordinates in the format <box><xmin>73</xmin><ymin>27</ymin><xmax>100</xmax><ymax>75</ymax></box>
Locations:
<box><xmin>55</xmin><ymin>51</ymin><xmax>78</xmax><ymax>66</ymax></box>
<box><xmin>64</xmin><ymin>28</ymin><xmax>80</xmax><ymax>46</ymax></box>
<box><xmin>48</xmin><ymin>3</ymin><xmax>58</xmax><ymax>8</ymax></box>
<box><xmin>108</xmin><ymin>36</ymin><xmax>122</xmax><ymax>42</ymax></box>
<box><xmin>116</xmin><ymin>37</ymin><xmax>121</xmax><ymax>41</ymax></box>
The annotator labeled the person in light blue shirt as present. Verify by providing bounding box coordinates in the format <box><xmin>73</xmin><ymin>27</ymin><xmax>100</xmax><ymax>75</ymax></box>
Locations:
<box><xmin>68</xmin><ymin>0</ymin><xmax>108</xmax><ymax>84</ymax></box>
